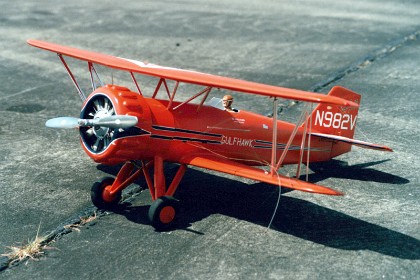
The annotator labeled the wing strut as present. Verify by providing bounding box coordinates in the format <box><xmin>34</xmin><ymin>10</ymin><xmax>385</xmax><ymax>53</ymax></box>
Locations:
<box><xmin>171</xmin><ymin>86</ymin><xmax>212</xmax><ymax>111</ymax></box>
<box><xmin>305</xmin><ymin>106</ymin><xmax>313</xmax><ymax>181</ymax></box>
<box><xmin>275</xmin><ymin>103</ymin><xmax>309</xmax><ymax>173</ymax></box>
<box><xmin>296</xmin><ymin>111</ymin><xmax>309</xmax><ymax>179</ymax></box>
<box><xmin>274</xmin><ymin>105</ymin><xmax>309</xmax><ymax>171</ymax></box>
<box><xmin>167</xmin><ymin>81</ymin><xmax>180</xmax><ymax>109</ymax></box>
<box><xmin>270</xmin><ymin>98</ymin><xmax>278</xmax><ymax>176</ymax></box>
<box><xmin>88</xmin><ymin>62</ymin><xmax>104</xmax><ymax>91</ymax></box>
<box><xmin>130</xmin><ymin>72</ymin><xmax>143</xmax><ymax>95</ymax></box>
<box><xmin>152</xmin><ymin>78</ymin><xmax>171</xmax><ymax>99</ymax></box>
<box><xmin>57</xmin><ymin>54</ymin><xmax>86</xmax><ymax>100</ymax></box>
<box><xmin>196</xmin><ymin>87</ymin><xmax>212</xmax><ymax>113</ymax></box>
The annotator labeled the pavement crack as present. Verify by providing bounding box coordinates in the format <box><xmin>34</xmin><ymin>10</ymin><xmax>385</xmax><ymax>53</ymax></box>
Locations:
<box><xmin>0</xmin><ymin>206</ymin><xmax>103</xmax><ymax>272</ymax></box>
<box><xmin>0</xmin><ymin>83</ymin><xmax>54</xmax><ymax>101</ymax></box>
<box><xmin>309</xmin><ymin>29</ymin><xmax>420</xmax><ymax>93</ymax></box>
<box><xmin>0</xmin><ymin>187</ymin><xmax>145</xmax><ymax>272</ymax></box>
<box><xmin>265</xmin><ymin>28</ymin><xmax>420</xmax><ymax>117</ymax></box>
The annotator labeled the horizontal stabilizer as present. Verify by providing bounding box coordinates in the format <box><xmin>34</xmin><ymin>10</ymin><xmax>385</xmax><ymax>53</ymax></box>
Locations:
<box><xmin>181</xmin><ymin>154</ymin><xmax>343</xmax><ymax>196</ymax></box>
<box><xmin>311</xmin><ymin>132</ymin><xmax>393</xmax><ymax>152</ymax></box>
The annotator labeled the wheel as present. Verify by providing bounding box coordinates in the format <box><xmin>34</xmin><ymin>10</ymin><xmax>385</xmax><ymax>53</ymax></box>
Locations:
<box><xmin>91</xmin><ymin>177</ymin><xmax>122</xmax><ymax>209</ymax></box>
<box><xmin>148</xmin><ymin>196</ymin><xmax>179</xmax><ymax>231</ymax></box>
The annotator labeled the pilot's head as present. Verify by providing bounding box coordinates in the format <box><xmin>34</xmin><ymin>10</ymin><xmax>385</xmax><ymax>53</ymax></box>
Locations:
<box><xmin>222</xmin><ymin>94</ymin><xmax>233</xmax><ymax>110</ymax></box>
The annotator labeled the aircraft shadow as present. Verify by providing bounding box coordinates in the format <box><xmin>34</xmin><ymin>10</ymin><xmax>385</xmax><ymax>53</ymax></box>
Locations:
<box><xmin>97</xmin><ymin>163</ymin><xmax>418</xmax><ymax>260</ymax></box>
<box><xmin>304</xmin><ymin>159</ymin><xmax>409</xmax><ymax>185</ymax></box>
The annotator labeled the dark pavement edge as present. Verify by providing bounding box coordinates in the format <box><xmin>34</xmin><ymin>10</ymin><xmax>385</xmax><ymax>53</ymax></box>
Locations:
<box><xmin>0</xmin><ymin>188</ymin><xmax>143</xmax><ymax>271</ymax></box>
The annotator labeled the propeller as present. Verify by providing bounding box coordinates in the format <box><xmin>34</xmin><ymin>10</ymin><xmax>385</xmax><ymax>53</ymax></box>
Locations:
<box><xmin>48</xmin><ymin>94</ymin><xmax>138</xmax><ymax>153</ymax></box>
<box><xmin>46</xmin><ymin>115</ymin><xmax>138</xmax><ymax>129</ymax></box>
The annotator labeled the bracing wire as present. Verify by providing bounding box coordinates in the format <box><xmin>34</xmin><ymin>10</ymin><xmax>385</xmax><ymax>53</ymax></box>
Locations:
<box><xmin>266</xmin><ymin>169</ymin><xmax>283</xmax><ymax>231</ymax></box>
<box><xmin>266</xmin><ymin>101</ymin><xmax>313</xmax><ymax>231</ymax></box>
<box><xmin>183</xmin><ymin>96</ymin><xmax>317</xmax><ymax>232</ymax></box>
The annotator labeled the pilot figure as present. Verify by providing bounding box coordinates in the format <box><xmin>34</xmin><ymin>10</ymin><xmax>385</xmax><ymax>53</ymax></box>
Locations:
<box><xmin>222</xmin><ymin>94</ymin><xmax>238</xmax><ymax>112</ymax></box>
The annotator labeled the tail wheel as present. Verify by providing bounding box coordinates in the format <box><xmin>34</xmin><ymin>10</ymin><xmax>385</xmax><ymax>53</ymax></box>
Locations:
<box><xmin>91</xmin><ymin>177</ymin><xmax>122</xmax><ymax>209</ymax></box>
<box><xmin>148</xmin><ymin>196</ymin><xmax>179</xmax><ymax>231</ymax></box>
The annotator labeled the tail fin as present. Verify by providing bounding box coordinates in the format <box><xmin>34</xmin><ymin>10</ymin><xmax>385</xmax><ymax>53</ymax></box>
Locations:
<box><xmin>307</xmin><ymin>86</ymin><xmax>392</xmax><ymax>155</ymax></box>
<box><xmin>309</xmin><ymin>86</ymin><xmax>361</xmax><ymax>157</ymax></box>
<box><xmin>310</xmin><ymin>86</ymin><xmax>360</xmax><ymax>139</ymax></box>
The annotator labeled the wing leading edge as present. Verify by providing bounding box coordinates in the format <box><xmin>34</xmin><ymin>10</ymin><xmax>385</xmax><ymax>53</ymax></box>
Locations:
<box><xmin>180</xmin><ymin>154</ymin><xmax>343</xmax><ymax>196</ymax></box>
<box><xmin>27</xmin><ymin>39</ymin><xmax>358</xmax><ymax>107</ymax></box>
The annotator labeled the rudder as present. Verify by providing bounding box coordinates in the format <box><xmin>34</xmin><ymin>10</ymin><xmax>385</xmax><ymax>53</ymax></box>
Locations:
<box><xmin>308</xmin><ymin>86</ymin><xmax>361</xmax><ymax>157</ymax></box>
<box><xmin>309</xmin><ymin>86</ymin><xmax>360</xmax><ymax>139</ymax></box>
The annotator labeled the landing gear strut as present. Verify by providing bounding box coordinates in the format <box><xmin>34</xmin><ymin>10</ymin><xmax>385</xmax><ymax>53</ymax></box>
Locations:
<box><xmin>90</xmin><ymin>157</ymin><xmax>187</xmax><ymax>230</ymax></box>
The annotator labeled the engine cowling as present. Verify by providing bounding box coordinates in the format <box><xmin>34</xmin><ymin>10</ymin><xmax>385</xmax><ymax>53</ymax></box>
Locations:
<box><xmin>79</xmin><ymin>85</ymin><xmax>151</xmax><ymax>164</ymax></box>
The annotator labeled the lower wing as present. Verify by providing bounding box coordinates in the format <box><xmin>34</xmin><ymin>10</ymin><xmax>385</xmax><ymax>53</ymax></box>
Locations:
<box><xmin>180</xmin><ymin>154</ymin><xmax>343</xmax><ymax>196</ymax></box>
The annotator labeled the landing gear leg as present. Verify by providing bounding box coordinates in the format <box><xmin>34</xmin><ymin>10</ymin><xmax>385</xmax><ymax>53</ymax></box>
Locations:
<box><xmin>91</xmin><ymin>161</ymin><xmax>144</xmax><ymax>209</ymax></box>
<box><xmin>90</xmin><ymin>158</ymin><xmax>188</xmax><ymax>230</ymax></box>
<box><xmin>143</xmin><ymin>156</ymin><xmax>187</xmax><ymax>230</ymax></box>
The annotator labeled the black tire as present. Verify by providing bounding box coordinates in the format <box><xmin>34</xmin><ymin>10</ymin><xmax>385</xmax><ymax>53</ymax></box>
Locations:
<box><xmin>148</xmin><ymin>196</ymin><xmax>179</xmax><ymax>231</ymax></box>
<box><xmin>91</xmin><ymin>177</ymin><xmax>121</xmax><ymax>209</ymax></box>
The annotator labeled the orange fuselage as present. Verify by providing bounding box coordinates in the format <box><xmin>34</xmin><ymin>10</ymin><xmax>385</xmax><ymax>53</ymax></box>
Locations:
<box><xmin>81</xmin><ymin>85</ymin><xmax>344</xmax><ymax>166</ymax></box>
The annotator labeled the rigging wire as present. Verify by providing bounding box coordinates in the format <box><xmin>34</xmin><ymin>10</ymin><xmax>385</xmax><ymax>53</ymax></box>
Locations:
<box><xmin>266</xmin><ymin>168</ymin><xmax>282</xmax><ymax>231</ymax></box>
<box><xmin>189</xmin><ymin>97</ymin><xmax>316</xmax><ymax>231</ymax></box>
<box><xmin>266</xmin><ymin>101</ymin><xmax>312</xmax><ymax>230</ymax></box>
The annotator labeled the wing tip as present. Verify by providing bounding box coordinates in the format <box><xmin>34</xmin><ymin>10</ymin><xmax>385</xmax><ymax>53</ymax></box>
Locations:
<box><xmin>286</xmin><ymin>176</ymin><xmax>344</xmax><ymax>196</ymax></box>
<box><xmin>325</xmin><ymin>189</ymin><xmax>344</xmax><ymax>196</ymax></box>
<box><xmin>384</xmin><ymin>146</ymin><xmax>394</xmax><ymax>152</ymax></box>
<box><xmin>27</xmin><ymin>39</ymin><xmax>47</xmax><ymax>49</ymax></box>
<box><xmin>26</xmin><ymin>39</ymin><xmax>36</xmax><ymax>46</ymax></box>
<box><xmin>301</xmin><ymin>184</ymin><xmax>344</xmax><ymax>196</ymax></box>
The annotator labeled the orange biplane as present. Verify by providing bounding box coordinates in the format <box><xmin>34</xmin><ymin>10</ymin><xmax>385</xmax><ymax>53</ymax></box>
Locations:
<box><xmin>28</xmin><ymin>40</ymin><xmax>392</xmax><ymax>230</ymax></box>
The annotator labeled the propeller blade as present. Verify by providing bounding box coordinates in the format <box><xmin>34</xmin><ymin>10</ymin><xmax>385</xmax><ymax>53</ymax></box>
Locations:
<box><xmin>45</xmin><ymin>117</ymin><xmax>79</xmax><ymax>129</ymax></box>
<box><xmin>46</xmin><ymin>115</ymin><xmax>138</xmax><ymax>129</ymax></box>
<box><xmin>81</xmin><ymin>115</ymin><xmax>138</xmax><ymax>129</ymax></box>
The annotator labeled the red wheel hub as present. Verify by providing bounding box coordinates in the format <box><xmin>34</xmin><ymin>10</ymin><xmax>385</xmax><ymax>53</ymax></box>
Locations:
<box><xmin>159</xmin><ymin>206</ymin><xmax>176</xmax><ymax>224</ymax></box>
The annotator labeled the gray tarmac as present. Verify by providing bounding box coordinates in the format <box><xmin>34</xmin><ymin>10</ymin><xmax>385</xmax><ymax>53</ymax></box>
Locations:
<box><xmin>0</xmin><ymin>1</ymin><xmax>419</xmax><ymax>279</ymax></box>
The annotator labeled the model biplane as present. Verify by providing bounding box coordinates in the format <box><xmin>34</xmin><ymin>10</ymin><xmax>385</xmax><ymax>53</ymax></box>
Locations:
<box><xmin>28</xmin><ymin>39</ymin><xmax>392</xmax><ymax>230</ymax></box>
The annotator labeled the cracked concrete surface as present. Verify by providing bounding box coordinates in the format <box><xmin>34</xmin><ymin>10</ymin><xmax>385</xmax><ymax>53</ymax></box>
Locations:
<box><xmin>0</xmin><ymin>0</ymin><xmax>419</xmax><ymax>279</ymax></box>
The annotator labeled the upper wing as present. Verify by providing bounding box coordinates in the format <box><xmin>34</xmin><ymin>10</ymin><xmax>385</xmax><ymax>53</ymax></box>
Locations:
<box><xmin>180</xmin><ymin>153</ymin><xmax>343</xmax><ymax>196</ymax></box>
<box><xmin>27</xmin><ymin>39</ymin><xmax>357</xmax><ymax>107</ymax></box>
